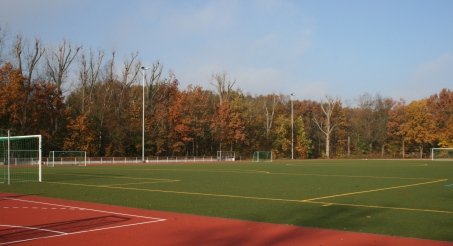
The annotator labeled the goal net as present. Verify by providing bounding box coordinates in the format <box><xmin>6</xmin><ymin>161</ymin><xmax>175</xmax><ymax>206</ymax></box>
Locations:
<box><xmin>48</xmin><ymin>151</ymin><xmax>87</xmax><ymax>167</ymax></box>
<box><xmin>0</xmin><ymin>133</ymin><xmax>42</xmax><ymax>184</ymax></box>
<box><xmin>217</xmin><ymin>151</ymin><xmax>236</xmax><ymax>161</ymax></box>
<box><xmin>252</xmin><ymin>151</ymin><xmax>273</xmax><ymax>162</ymax></box>
<box><xmin>431</xmin><ymin>148</ymin><xmax>453</xmax><ymax>161</ymax></box>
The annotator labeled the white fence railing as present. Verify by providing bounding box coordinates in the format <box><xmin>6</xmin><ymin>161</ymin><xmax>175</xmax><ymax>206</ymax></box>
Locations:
<box><xmin>44</xmin><ymin>156</ymin><xmax>217</xmax><ymax>165</ymax></box>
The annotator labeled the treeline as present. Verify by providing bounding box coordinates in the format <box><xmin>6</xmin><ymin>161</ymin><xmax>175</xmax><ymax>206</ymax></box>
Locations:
<box><xmin>0</xmin><ymin>29</ymin><xmax>452</xmax><ymax>159</ymax></box>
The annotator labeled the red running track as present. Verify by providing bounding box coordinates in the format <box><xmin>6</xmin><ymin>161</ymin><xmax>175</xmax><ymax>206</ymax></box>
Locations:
<box><xmin>1</xmin><ymin>193</ymin><xmax>452</xmax><ymax>246</ymax></box>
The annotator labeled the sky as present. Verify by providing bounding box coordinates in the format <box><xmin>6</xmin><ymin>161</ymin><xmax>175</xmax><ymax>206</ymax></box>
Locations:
<box><xmin>1</xmin><ymin>0</ymin><xmax>453</xmax><ymax>103</ymax></box>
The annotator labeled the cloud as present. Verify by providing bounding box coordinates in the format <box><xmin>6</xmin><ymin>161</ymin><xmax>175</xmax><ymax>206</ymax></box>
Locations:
<box><xmin>406</xmin><ymin>53</ymin><xmax>453</xmax><ymax>99</ymax></box>
<box><xmin>156</xmin><ymin>0</ymin><xmax>239</xmax><ymax>37</ymax></box>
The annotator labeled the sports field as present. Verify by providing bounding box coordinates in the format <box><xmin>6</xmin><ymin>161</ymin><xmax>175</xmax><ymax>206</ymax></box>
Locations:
<box><xmin>1</xmin><ymin>159</ymin><xmax>453</xmax><ymax>242</ymax></box>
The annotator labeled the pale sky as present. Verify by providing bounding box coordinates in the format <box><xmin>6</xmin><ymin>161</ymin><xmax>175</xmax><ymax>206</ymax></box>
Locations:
<box><xmin>1</xmin><ymin>0</ymin><xmax>452</xmax><ymax>102</ymax></box>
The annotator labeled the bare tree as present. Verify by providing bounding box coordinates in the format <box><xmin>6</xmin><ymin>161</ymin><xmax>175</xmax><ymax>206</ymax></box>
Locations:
<box><xmin>145</xmin><ymin>61</ymin><xmax>166</xmax><ymax>106</ymax></box>
<box><xmin>264</xmin><ymin>94</ymin><xmax>278</xmax><ymax>145</ymax></box>
<box><xmin>46</xmin><ymin>40</ymin><xmax>81</xmax><ymax>90</ymax></box>
<box><xmin>0</xmin><ymin>25</ymin><xmax>8</xmax><ymax>63</ymax></box>
<box><xmin>121</xmin><ymin>52</ymin><xmax>141</xmax><ymax>87</ymax></box>
<box><xmin>313</xmin><ymin>96</ymin><xmax>340</xmax><ymax>159</ymax></box>
<box><xmin>78</xmin><ymin>48</ymin><xmax>104</xmax><ymax>113</ymax></box>
<box><xmin>12</xmin><ymin>35</ymin><xmax>24</xmax><ymax>72</ymax></box>
<box><xmin>211</xmin><ymin>72</ymin><xmax>236</xmax><ymax>105</ymax></box>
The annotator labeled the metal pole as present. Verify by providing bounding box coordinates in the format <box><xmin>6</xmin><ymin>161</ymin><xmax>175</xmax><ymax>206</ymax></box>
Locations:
<box><xmin>141</xmin><ymin>66</ymin><xmax>149</xmax><ymax>163</ymax></box>
<box><xmin>7</xmin><ymin>130</ymin><xmax>10</xmax><ymax>185</ymax></box>
<box><xmin>290</xmin><ymin>93</ymin><xmax>294</xmax><ymax>160</ymax></box>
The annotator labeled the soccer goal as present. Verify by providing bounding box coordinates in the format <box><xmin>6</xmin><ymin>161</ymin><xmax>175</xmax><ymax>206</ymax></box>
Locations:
<box><xmin>217</xmin><ymin>151</ymin><xmax>236</xmax><ymax>161</ymax></box>
<box><xmin>0</xmin><ymin>133</ymin><xmax>42</xmax><ymax>184</ymax></box>
<box><xmin>431</xmin><ymin>148</ymin><xmax>453</xmax><ymax>161</ymax></box>
<box><xmin>252</xmin><ymin>151</ymin><xmax>273</xmax><ymax>162</ymax></box>
<box><xmin>48</xmin><ymin>151</ymin><xmax>87</xmax><ymax>167</ymax></box>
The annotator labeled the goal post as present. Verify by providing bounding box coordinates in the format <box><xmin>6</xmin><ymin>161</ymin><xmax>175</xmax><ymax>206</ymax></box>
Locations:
<box><xmin>217</xmin><ymin>151</ymin><xmax>236</xmax><ymax>161</ymax></box>
<box><xmin>0</xmin><ymin>133</ymin><xmax>42</xmax><ymax>184</ymax></box>
<box><xmin>431</xmin><ymin>148</ymin><xmax>453</xmax><ymax>161</ymax></box>
<box><xmin>252</xmin><ymin>151</ymin><xmax>273</xmax><ymax>162</ymax></box>
<box><xmin>48</xmin><ymin>151</ymin><xmax>87</xmax><ymax>167</ymax></box>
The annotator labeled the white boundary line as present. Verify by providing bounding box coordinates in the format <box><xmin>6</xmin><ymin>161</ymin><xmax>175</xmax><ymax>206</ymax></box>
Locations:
<box><xmin>1</xmin><ymin>197</ymin><xmax>167</xmax><ymax>245</ymax></box>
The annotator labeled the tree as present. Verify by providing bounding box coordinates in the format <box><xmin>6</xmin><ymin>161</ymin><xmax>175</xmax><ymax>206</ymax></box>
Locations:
<box><xmin>387</xmin><ymin>100</ymin><xmax>407</xmax><ymax>158</ymax></box>
<box><xmin>400</xmin><ymin>99</ymin><xmax>436</xmax><ymax>158</ymax></box>
<box><xmin>313</xmin><ymin>97</ymin><xmax>340</xmax><ymax>159</ymax></box>
<box><xmin>263</xmin><ymin>94</ymin><xmax>278</xmax><ymax>148</ymax></box>
<box><xmin>0</xmin><ymin>25</ymin><xmax>8</xmax><ymax>64</ymax></box>
<box><xmin>12</xmin><ymin>35</ymin><xmax>45</xmax><ymax>87</ymax></box>
<box><xmin>427</xmin><ymin>89</ymin><xmax>453</xmax><ymax>147</ymax></box>
<box><xmin>211</xmin><ymin>101</ymin><xmax>245</xmax><ymax>151</ymax></box>
<box><xmin>294</xmin><ymin>116</ymin><xmax>313</xmax><ymax>158</ymax></box>
<box><xmin>29</xmin><ymin>81</ymin><xmax>66</xmax><ymax>153</ymax></box>
<box><xmin>211</xmin><ymin>72</ymin><xmax>235</xmax><ymax>105</ymax></box>
<box><xmin>46</xmin><ymin>40</ymin><xmax>81</xmax><ymax>90</ymax></box>
<box><xmin>0</xmin><ymin>63</ymin><xmax>27</xmax><ymax>132</ymax></box>
<box><xmin>353</xmin><ymin>93</ymin><xmax>394</xmax><ymax>156</ymax></box>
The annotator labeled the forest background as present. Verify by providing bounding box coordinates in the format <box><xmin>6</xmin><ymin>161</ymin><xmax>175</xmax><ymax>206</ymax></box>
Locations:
<box><xmin>1</xmin><ymin>28</ymin><xmax>452</xmax><ymax>159</ymax></box>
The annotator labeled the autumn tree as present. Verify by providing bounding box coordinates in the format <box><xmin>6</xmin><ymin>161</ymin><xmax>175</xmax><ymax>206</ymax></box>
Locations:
<box><xmin>427</xmin><ymin>89</ymin><xmax>453</xmax><ymax>147</ymax></box>
<box><xmin>0</xmin><ymin>63</ymin><xmax>27</xmax><ymax>132</ymax></box>
<box><xmin>400</xmin><ymin>99</ymin><xmax>436</xmax><ymax>158</ymax></box>
<box><xmin>211</xmin><ymin>100</ymin><xmax>245</xmax><ymax>151</ymax></box>
<box><xmin>171</xmin><ymin>86</ymin><xmax>215</xmax><ymax>155</ymax></box>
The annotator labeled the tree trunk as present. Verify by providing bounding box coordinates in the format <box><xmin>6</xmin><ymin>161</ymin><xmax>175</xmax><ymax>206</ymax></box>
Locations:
<box><xmin>325</xmin><ymin>133</ymin><xmax>330</xmax><ymax>159</ymax></box>
<box><xmin>402</xmin><ymin>140</ymin><xmax>405</xmax><ymax>159</ymax></box>
<box><xmin>420</xmin><ymin>145</ymin><xmax>423</xmax><ymax>159</ymax></box>
<box><xmin>381</xmin><ymin>144</ymin><xmax>385</xmax><ymax>158</ymax></box>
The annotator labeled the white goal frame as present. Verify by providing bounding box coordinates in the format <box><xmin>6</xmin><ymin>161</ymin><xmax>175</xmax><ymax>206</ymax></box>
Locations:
<box><xmin>49</xmin><ymin>151</ymin><xmax>87</xmax><ymax>167</ymax></box>
<box><xmin>217</xmin><ymin>151</ymin><xmax>236</xmax><ymax>161</ymax></box>
<box><xmin>0</xmin><ymin>134</ymin><xmax>42</xmax><ymax>184</ymax></box>
<box><xmin>252</xmin><ymin>151</ymin><xmax>273</xmax><ymax>162</ymax></box>
<box><xmin>431</xmin><ymin>148</ymin><xmax>453</xmax><ymax>161</ymax></box>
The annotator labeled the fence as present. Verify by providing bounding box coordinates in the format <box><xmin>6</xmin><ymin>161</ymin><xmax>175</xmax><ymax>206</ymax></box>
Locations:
<box><xmin>44</xmin><ymin>156</ymin><xmax>217</xmax><ymax>166</ymax></box>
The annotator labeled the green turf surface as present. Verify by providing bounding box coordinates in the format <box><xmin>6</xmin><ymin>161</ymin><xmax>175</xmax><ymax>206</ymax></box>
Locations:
<box><xmin>1</xmin><ymin>159</ymin><xmax>453</xmax><ymax>241</ymax></box>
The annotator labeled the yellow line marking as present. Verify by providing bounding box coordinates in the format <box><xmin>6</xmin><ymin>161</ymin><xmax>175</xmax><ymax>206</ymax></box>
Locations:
<box><xmin>270</xmin><ymin>172</ymin><xmax>432</xmax><ymax>180</ymax></box>
<box><xmin>45</xmin><ymin>172</ymin><xmax>176</xmax><ymax>181</ymax></box>
<box><xmin>137</xmin><ymin>168</ymin><xmax>271</xmax><ymax>175</ymax></box>
<box><xmin>306</xmin><ymin>200</ymin><xmax>453</xmax><ymax>214</ymax></box>
<box><xmin>85</xmin><ymin>167</ymin><xmax>432</xmax><ymax>181</ymax></box>
<box><xmin>303</xmin><ymin>179</ymin><xmax>448</xmax><ymax>202</ymax></box>
<box><xmin>45</xmin><ymin>181</ymin><xmax>302</xmax><ymax>203</ymax></box>
<box><xmin>45</xmin><ymin>180</ymin><xmax>453</xmax><ymax>215</ymax></box>
<box><xmin>104</xmin><ymin>180</ymin><xmax>180</xmax><ymax>187</ymax></box>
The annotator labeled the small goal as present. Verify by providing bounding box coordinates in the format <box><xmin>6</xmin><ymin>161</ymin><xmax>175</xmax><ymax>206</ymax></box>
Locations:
<box><xmin>48</xmin><ymin>151</ymin><xmax>87</xmax><ymax>167</ymax></box>
<box><xmin>431</xmin><ymin>148</ymin><xmax>453</xmax><ymax>161</ymax></box>
<box><xmin>217</xmin><ymin>151</ymin><xmax>236</xmax><ymax>161</ymax></box>
<box><xmin>252</xmin><ymin>151</ymin><xmax>272</xmax><ymax>162</ymax></box>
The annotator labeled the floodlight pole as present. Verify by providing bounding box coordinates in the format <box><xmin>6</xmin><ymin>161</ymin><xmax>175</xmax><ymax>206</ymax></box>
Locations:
<box><xmin>141</xmin><ymin>66</ymin><xmax>150</xmax><ymax>163</ymax></box>
<box><xmin>290</xmin><ymin>93</ymin><xmax>294</xmax><ymax>160</ymax></box>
